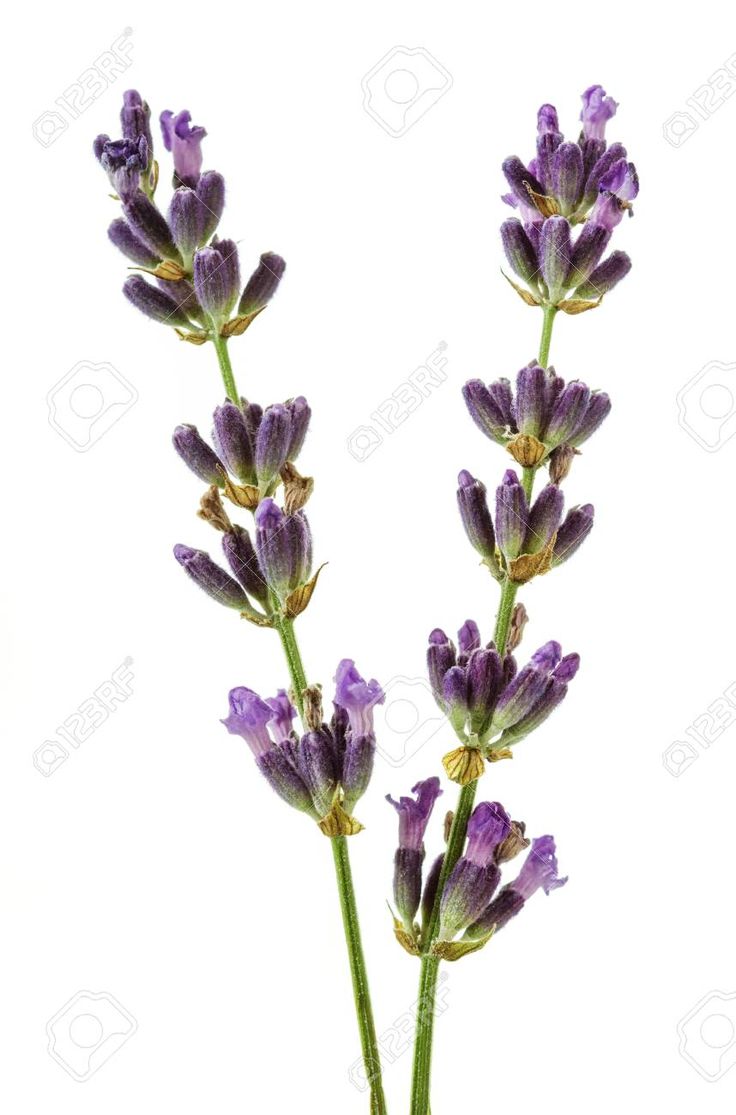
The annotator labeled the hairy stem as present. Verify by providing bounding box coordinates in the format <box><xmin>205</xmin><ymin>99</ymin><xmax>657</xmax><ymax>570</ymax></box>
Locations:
<box><xmin>332</xmin><ymin>836</ymin><xmax>389</xmax><ymax>1115</ymax></box>
<box><xmin>211</xmin><ymin>329</ymin><xmax>240</xmax><ymax>404</ymax></box>
<box><xmin>408</xmin><ymin>304</ymin><xmax>557</xmax><ymax>1115</ymax></box>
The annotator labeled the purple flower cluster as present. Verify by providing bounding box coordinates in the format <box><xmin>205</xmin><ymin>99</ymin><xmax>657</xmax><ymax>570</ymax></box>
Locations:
<box><xmin>94</xmin><ymin>92</ymin><xmax>286</xmax><ymax>337</ymax></box>
<box><xmin>223</xmin><ymin>661</ymin><xmax>384</xmax><ymax>817</ymax></box>
<box><xmin>387</xmin><ymin>789</ymin><xmax>566</xmax><ymax>941</ymax></box>
<box><xmin>172</xmin><ymin>393</ymin><xmax>314</xmax><ymax>615</ymax></box>
<box><xmin>427</xmin><ymin>621</ymin><xmax>579</xmax><ymax>753</ymax></box>
<box><xmin>501</xmin><ymin>85</ymin><xmax>636</xmax><ymax>306</ymax></box>
<box><xmin>457</xmin><ymin>469</ymin><xmax>594</xmax><ymax>582</ymax></box>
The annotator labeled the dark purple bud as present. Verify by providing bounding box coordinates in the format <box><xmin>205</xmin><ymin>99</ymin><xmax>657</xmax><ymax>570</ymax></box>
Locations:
<box><xmin>239</xmin><ymin>252</ymin><xmax>287</xmax><ymax>316</ymax></box>
<box><xmin>582</xmin><ymin>142</ymin><xmax>627</xmax><ymax>210</ymax></box>
<box><xmin>342</xmin><ymin>733</ymin><xmax>376</xmax><ymax>810</ymax></box>
<box><xmin>123</xmin><ymin>275</ymin><xmax>194</xmax><ymax>328</ymax></box>
<box><xmin>513</xmin><ymin>363</ymin><xmax>549</xmax><ymax>438</ymax></box>
<box><xmin>95</xmin><ymin>135</ymin><xmax>149</xmax><ymax>199</ymax></box>
<box><xmin>222</xmin><ymin>526</ymin><xmax>270</xmax><ymax>608</ymax></box>
<box><xmin>466</xmin><ymin>885</ymin><xmax>525</xmax><ymax>937</ymax></box>
<box><xmin>553</xmin><ymin>504</ymin><xmax>595</xmax><ymax>567</ymax></box>
<box><xmin>554</xmin><ymin>653</ymin><xmax>581</xmax><ymax>683</ymax></box>
<box><xmin>575</xmin><ymin>252</ymin><xmax>632</xmax><ymax>300</ymax></box>
<box><xmin>466</xmin><ymin>649</ymin><xmax>503</xmax><ymax>738</ymax></box>
<box><xmin>493</xmin><ymin>664</ymin><xmax>552</xmax><ymax>733</ymax></box>
<box><xmin>545</xmin><ymin>382</ymin><xmax>591</xmax><ymax>447</ymax></box>
<box><xmin>157</xmin><ymin>278</ymin><xmax>205</xmax><ymax>325</ymax></box>
<box><xmin>443</xmin><ymin>666</ymin><xmax>469</xmax><ymax>733</ymax></box>
<box><xmin>298</xmin><ymin>728</ymin><xmax>338</xmax><ymax>817</ymax></box>
<box><xmin>525</xmin><ymin>484</ymin><xmax>564</xmax><ymax>554</ymax></box>
<box><xmin>495</xmin><ymin>470</ymin><xmax>528</xmax><ymax>562</ymax></box>
<box><xmin>462</xmin><ymin>380</ymin><xmax>513</xmax><ymax>444</ymax></box>
<box><xmin>284</xmin><ymin>396</ymin><xmax>311</xmax><ymax>461</ymax></box>
<box><xmin>122</xmin><ymin>192</ymin><xmax>180</xmax><ymax>261</ymax></box>
<box><xmin>254</xmin><ymin>499</ymin><xmax>312</xmax><ymax>599</ymax></box>
<box><xmin>568</xmin><ymin>224</ymin><xmax>611</xmax><ymax>287</ymax></box>
<box><xmin>569</xmin><ymin>393</ymin><xmax>611</xmax><ymax>447</ymax></box>
<box><xmin>120</xmin><ymin>90</ymin><xmax>153</xmax><ymax>152</ymax></box>
<box><xmin>255</xmin><ymin>404</ymin><xmax>292</xmax><ymax>491</ymax></box>
<box><xmin>502</xmin><ymin>156</ymin><xmax>545</xmax><ymax>207</ymax></box>
<box><xmin>172</xmin><ymin>423</ymin><xmax>225</xmax><ymax>485</ymax></box>
<box><xmin>257</xmin><ymin>744</ymin><xmax>317</xmax><ymax>817</ymax></box>
<box><xmin>173</xmin><ymin>544</ymin><xmax>250</xmax><ymax>609</ymax></box>
<box><xmin>439</xmin><ymin>858</ymin><xmax>502</xmax><ymax>940</ymax></box>
<box><xmin>539</xmin><ymin>216</ymin><xmax>572</xmax><ymax>303</ymax></box>
<box><xmin>537</xmin><ymin>104</ymin><xmax>560</xmax><ymax>134</ymax></box>
<box><xmin>108</xmin><ymin>218</ymin><xmax>160</xmax><ymax>267</ymax></box>
<box><xmin>387</xmin><ymin>777</ymin><xmax>443</xmax><ymax>851</ymax></box>
<box><xmin>212</xmin><ymin>399</ymin><xmax>256</xmax><ymax>485</ymax></box>
<box><xmin>221</xmin><ymin>686</ymin><xmax>274</xmax><ymax>755</ymax></box>
<box><xmin>457</xmin><ymin>470</ymin><xmax>497</xmax><ymax>564</ymax></box>
<box><xmin>427</xmin><ymin>629</ymin><xmax>456</xmax><ymax>706</ymax></box>
<box><xmin>551</xmin><ymin>142</ymin><xmax>584</xmax><ymax>214</ymax></box>
<box><xmin>160</xmin><ymin>109</ymin><xmax>206</xmax><ymax>187</ymax></box>
<box><xmin>500</xmin><ymin>218</ymin><xmax>540</xmax><ymax>287</ymax></box>
<box><xmin>580</xmin><ymin>84</ymin><xmax>618</xmax><ymax>141</ymax></box>
<box><xmin>421</xmin><ymin>854</ymin><xmax>444</xmax><ymax>929</ymax></box>
<box><xmin>334</xmin><ymin>659</ymin><xmax>384</xmax><ymax>738</ymax></box>
<box><xmin>168</xmin><ymin>187</ymin><xmax>210</xmax><ymax>259</ymax></box>
<box><xmin>457</xmin><ymin>620</ymin><xmax>481</xmax><ymax>658</ymax></box>
<box><xmin>197</xmin><ymin>171</ymin><xmax>226</xmax><ymax>242</ymax></box>
<box><xmin>193</xmin><ymin>243</ymin><xmax>240</xmax><ymax>320</ymax></box>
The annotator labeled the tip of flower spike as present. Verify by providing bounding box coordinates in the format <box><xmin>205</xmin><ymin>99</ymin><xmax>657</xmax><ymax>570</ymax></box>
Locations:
<box><xmin>428</xmin><ymin>628</ymin><xmax>450</xmax><ymax>645</ymax></box>
<box><xmin>173</xmin><ymin>543</ymin><xmax>197</xmax><ymax>566</ymax></box>
<box><xmin>530</xmin><ymin>640</ymin><xmax>562</xmax><ymax>671</ymax></box>
<box><xmin>553</xmin><ymin>653</ymin><xmax>580</xmax><ymax>683</ymax></box>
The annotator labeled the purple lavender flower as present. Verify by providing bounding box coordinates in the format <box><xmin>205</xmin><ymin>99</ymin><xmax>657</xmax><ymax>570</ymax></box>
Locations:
<box><xmin>222</xmin><ymin>526</ymin><xmax>270</xmax><ymax>609</ymax></box>
<box><xmin>254</xmin><ymin>498</ymin><xmax>313</xmax><ymax>602</ymax></box>
<box><xmin>466</xmin><ymin>835</ymin><xmax>567</xmax><ymax>937</ymax></box>
<box><xmin>494</xmin><ymin>469</ymin><xmax>566</xmax><ymax>569</ymax></box>
<box><xmin>255</xmin><ymin>404</ymin><xmax>292</xmax><ymax>492</ymax></box>
<box><xmin>490</xmin><ymin>641</ymin><xmax>580</xmax><ymax>748</ymax></box>
<box><xmin>108</xmin><ymin>218</ymin><xmax>160</xmax><ymax>268</ymax></box>
<box><xmin>580</xmin><ymin>85</ymin><xmax>618</xmax><ymax>141</ymax></box>
<box><xmin>160</xmin><ymin>108</ymin><xmax>207</xmax><ymax>187</ymax></box>
<box><xmin>499</xmin><ymin>86</ymin><xmax>636</xmax><ymax>305</ymax></box>
<box><xmin>387</xmin><ymin>777</ymin><xmax>443</xmax><ymax>929</ymax></box>
<box><xmin>222</xmin><ymin>686</ymin><xmax>317</xmax><ymax>816</ymax></box>
<box><xmin>334</xmin><ymin>659</ymin><xmax>384</xmax><ymax>738</ymax></box>
<box><xmin>463</xmin><ymin>364</ymin><xmax>611</xmax><ymax>458</ymax></box>
<box><xmin>94</xmin><ymin>134</ymin><xmax>149</xmax><ymax>200</ymax></box>
<box><xmin>426</xmin><ymin>622</ymin><xmax>512</xmax><ymax>744</ymax></box>
<box><xmin>213</xmin><ymin>399</ymin><xmax>256</xmax><ymax>485</ymax></box>
<box><xmin>438</xmin><ymin>801</ymin><xmax>511</xmax><ymax>939</ymax></box>
<box><xmin>121</xmin><ymin>89</ymin><xmax>153</xmax><ymax>151</ymax></box>
<box><xmin>123</xmin><ymin>275</ymin><xmax>195</xmax><ymax>329</ymax></box>
<box><xmin>552</xmin><ymin>504</ymin><xmax>595</xmax><ymax>567</ymax></box>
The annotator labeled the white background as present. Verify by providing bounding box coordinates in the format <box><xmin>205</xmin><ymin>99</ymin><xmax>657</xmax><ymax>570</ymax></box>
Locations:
<box><xmin>3</xmin><ymin>2</ymin><xmax>736</xmax><ymax>1111</ymax></box>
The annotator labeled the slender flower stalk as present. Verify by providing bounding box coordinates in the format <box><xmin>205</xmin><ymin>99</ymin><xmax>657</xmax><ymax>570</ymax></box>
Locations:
<box><xmin>94</xmin><ymin>92</ymin><xmax>387</xmax><ymax>1114</ymax></box>
<box><xmin>407</xmin><ymin>85</ymin><xmax>637</xmax><ymax>1115</ymax></box>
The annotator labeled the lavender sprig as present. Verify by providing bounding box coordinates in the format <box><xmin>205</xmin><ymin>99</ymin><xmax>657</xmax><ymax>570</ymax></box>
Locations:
<box><xmin>94</xmin><ymin>92</ymin><xmax>387</xmax><ymax>1115</ymax></box>
<box><xmin>408</xmin><ymin>85</ymin><xmax>637</xmax><ymax>1115</ymax></box>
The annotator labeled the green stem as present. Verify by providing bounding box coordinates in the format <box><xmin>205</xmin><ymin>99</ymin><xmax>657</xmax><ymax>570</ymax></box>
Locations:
<box><xmin>332</xmin><ymin>836</ymin><xmax>389</xmax><ymax>1115</ymax></box>
<box><xmin>409</xmin><ymin>304</ymin><xmax>556</xmax><ymax>1115</ymax></box>
<box><xmin>211</xmin><ymin>329</ymin><xmax>240</xmax><ymax>404</ymax></box>
<box><xmin>538</xmin><ymin>305</ymin><xmax>557</xmax><ymax>368</ymax></box>
<box><xmin>274</xmin><ymin>614</ymin><xmax>308</xmax><ymax>720</ymax></box>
